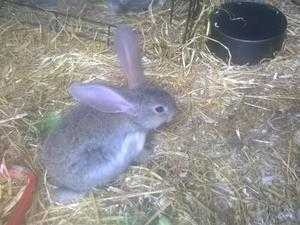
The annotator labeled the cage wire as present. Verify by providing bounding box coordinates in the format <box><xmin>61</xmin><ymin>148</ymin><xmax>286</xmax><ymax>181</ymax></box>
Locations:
<box><xmin>1</xmin><ymin>0</ymin><xmax>211</xmax><ymax>46</ymax></box>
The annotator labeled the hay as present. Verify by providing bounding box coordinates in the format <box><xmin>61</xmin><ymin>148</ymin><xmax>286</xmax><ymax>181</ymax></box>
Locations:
<box><xmin>0</xmin><ymin>0</ymin><xmax>299</xmax><ymax>224</ymax></box>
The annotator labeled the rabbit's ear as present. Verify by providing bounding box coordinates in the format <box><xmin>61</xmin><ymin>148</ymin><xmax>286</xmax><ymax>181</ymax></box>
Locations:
<box><xmin>114</xmin><ymin>24</ymin><xmax>145</xmax><ymax>89</ymax></box>
<box><xmin>68</xmin><ymin>82</ymin><xmax>137</xmax><ymax>115</ymax></box>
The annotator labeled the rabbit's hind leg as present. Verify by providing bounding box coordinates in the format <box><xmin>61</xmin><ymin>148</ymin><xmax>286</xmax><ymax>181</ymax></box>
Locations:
<box><xmin>51</xmin><ymin>187</ymin><xmax>84</xmax><ymax>204</ymax></box>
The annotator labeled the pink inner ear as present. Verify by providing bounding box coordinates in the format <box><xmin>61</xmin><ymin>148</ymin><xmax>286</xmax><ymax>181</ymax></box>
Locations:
<box><xmin>69</xmin><ymin>82</ymin><xmax>138</xmax><ymax>115</ymax></box>
<box><xmin>114</xmin><ymin>24</ymin><xmax>145</xmax><ymax>89</ymax></box>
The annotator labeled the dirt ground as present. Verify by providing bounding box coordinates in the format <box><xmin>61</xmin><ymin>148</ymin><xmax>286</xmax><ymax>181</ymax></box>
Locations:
<box><xmin>0</xmin><ymin>0</ymin><xmax>299</xmax><ymax>225</ymax></box>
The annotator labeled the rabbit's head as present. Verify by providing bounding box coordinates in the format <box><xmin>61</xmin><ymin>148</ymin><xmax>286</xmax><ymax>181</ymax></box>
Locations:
<box><xmin>68</xmin><ymin>24</ymin><xmax>176</xmax><ymax>130</ymax></box>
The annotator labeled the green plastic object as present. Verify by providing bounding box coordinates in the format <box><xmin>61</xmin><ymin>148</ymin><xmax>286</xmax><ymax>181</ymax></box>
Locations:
<box><xmin>158</xmin><ymin>215</ymin><xmax>173</xmax><ymax>225</ymax></box>
<box><xmin>37</xmin><ymin>112</ymin><xmax>61</xmax><ymax>136</ymax></box>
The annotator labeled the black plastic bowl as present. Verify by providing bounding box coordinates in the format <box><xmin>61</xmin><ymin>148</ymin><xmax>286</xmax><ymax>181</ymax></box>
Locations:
<box><xmin>207</xmin><ymin>2</ymin><xmax>287</xmax><ymax>65</ymax></box>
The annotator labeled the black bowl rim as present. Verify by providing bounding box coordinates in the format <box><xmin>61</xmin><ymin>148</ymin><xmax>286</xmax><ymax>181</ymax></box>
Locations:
<box><xmin>210</xmin><ymin>2</ymin><xmax>288</xmax><ymax>42</ymax></box>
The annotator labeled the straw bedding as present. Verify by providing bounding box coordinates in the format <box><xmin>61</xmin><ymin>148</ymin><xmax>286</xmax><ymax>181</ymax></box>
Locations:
<box><xmin>0</xmin><ymin>0</ymin><xmax>299</xmax><ymax>224</ymax></box>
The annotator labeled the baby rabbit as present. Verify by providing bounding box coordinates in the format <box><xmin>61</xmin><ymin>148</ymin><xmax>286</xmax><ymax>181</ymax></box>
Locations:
<box><xmin>39</xmin><ymin>24</ymin><xmax>176</xmax><ymax>204</ymax></box>
<box><xmin>107</xmin><ymin>0</ymin><xmax>165</xmax><ymax>14</ymax></box>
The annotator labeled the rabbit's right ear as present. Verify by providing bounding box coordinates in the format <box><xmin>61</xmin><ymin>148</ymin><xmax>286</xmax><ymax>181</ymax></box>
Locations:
<box><xmin>114</xmin><ymin>24</ymin><xmax>145</xmax><ymax>89</ymax></box>
<box><xmin>68</xmin><ymin>82</ymin><xmax>138</xmax><ymax>115</ymax></box>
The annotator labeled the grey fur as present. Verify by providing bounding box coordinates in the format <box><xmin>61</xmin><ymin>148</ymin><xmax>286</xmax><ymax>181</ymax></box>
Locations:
<box><xmin>39</xmin><ymin>25</ymin><xmax>176</xmax><ymax>204</ymax></box>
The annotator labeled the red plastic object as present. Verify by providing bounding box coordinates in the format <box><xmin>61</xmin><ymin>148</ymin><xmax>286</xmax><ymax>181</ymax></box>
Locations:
<box><xmin>0</xmin><ymin>164</ymin><xmax>37</xmax><ymax>225</ymax></box>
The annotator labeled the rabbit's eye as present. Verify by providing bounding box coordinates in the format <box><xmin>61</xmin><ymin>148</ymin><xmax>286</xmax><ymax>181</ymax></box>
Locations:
<box><xmin>154</xmin><ymin>106</ymin><xmax>165</xmax><ymax>113</ymax></box>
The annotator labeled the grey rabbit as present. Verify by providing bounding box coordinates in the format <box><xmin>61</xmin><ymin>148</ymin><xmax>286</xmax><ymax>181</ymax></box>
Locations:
<box><xmin>107</xmin><ymin>0</ymin><xmax>166</xmax><ymax>14</ymax></box>
<box><xmin>39</xmin><ymin>24</ymin><xmax>176</xmax><ymax>204</ymax></box>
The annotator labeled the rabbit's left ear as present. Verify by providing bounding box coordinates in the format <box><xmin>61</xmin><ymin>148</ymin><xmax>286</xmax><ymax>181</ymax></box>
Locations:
<box><xmin>114</xmin><ymin>24</ymin><xmax>145</xmax><ymax>89</ymax></box>
<box><xmin>68</xmin><ymin>82</ymin><xmax>138</xmax><ymax>115</ymax></box>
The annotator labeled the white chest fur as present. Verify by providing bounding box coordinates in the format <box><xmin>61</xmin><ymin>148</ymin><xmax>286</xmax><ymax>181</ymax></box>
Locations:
<box><xmin>119</xmin><ymin>132</ymin><xmax>146</xmax><ymax>160</ymax></box>
<box><xmin>86</xmin><ymin>132</ymin><xmax>147</xmax><ymax>185</ymax></box>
